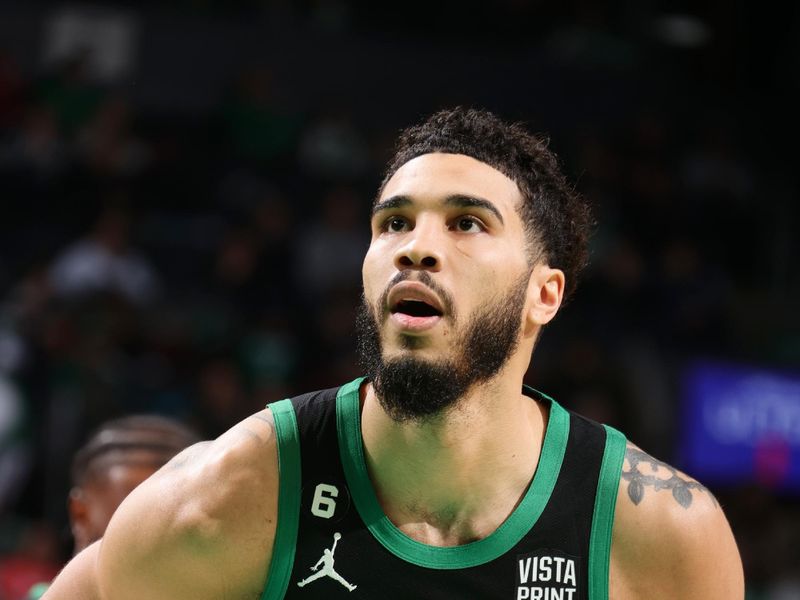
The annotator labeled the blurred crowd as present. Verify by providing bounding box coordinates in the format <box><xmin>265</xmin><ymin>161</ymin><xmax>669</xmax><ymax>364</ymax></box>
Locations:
<box><xmin>0</xmin><ymin>3</ymin><xmax>798</xmax><ymax>598</ymax></box>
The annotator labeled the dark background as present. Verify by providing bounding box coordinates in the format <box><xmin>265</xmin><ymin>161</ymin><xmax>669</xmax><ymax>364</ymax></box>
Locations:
<box><xmin>0</xmin><ymin>1</ymin><xmax>798</xmax><ymax>597</ymax></box>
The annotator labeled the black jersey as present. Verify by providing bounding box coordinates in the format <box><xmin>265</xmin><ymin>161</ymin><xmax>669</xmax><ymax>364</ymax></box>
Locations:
<box><xmin>260</xmin><ymin>377</ymin><xmax>626</xmax><ymax>600</ymax></box>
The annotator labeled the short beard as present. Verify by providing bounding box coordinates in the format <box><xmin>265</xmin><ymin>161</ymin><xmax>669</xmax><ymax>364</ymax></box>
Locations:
<box><xmin>355</xmin><ymin>272</ymin><xmax>530</xmax><ymax>423</ymax></box>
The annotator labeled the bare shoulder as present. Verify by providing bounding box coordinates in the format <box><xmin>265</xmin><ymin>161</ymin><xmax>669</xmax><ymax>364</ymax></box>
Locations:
<box><xmin>95</xmin><ymin>408</ymin><xmax>281</xmax><ymax>600</ymax></box>
<box><xmin>609</xmin><ymin>442</ymin><xmax>744</xmax><ymax>599</ymax></box>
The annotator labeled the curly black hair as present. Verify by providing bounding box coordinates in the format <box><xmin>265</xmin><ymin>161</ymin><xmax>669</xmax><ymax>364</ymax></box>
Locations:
<box><xmin>379</xmin><ymin>107</ymin><xmax>592</xmax><ymax>301</ymax></box>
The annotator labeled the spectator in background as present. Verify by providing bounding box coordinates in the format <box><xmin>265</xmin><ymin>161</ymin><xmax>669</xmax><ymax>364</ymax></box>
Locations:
<box><xmin>0</xmin><ymin>373</ymin><xmax>29</xmax><ymax>515</ymax></box>
<box><xmin>0</xmin><ymin>49</ymin><xmax>25</xmax><ymax>133</ymax></box>
<box><xmin>295</xmin><ymin>185</ymin><xmax>368</xmax><ymax>300</ymax></box>
<box><xmin>192</xmin><ymin>357</ymin><xmax>251</xmax><ymax>439</ymax></box>
<box><xmin>25</xmin><ymin>415</ymin><xmax>200</xmax><ymax>600</ymax></box>
<box><xmin>0</xmin><ymin>522</ymin><xmax>60</xmax><ymax>600</ymax></box>
<box><xmin>74</xmin><ymin>96</ymin><xmax>151</xmax><ymax>178</ymax></box>
<box><xmin>220</xmin><ymin>66</ymin><xmax>303</xmax><ymax>171</ymax></box>
<box><xmin>35</xmin><ymin>51</ymin><xmax>104</xmax><ymax>139</ymax></box>
<box><xmin>66</xmin><ymin>415</ymin><xmax>200</xmax><ymax>554</ymax></box>
<box><xmin>680</xmin><ymin>117</ymin><xmax>755</xmax><ymax>204</ymax></box>
<box><xmin>0</xmin><ymin>105</ymin><xmax>67</xmax><ymax>182</ymax></box>
<box><xmin>48</xmin><ymin>206</ymin><xmax>159</xmax><ymax>305</ymax></box>
<box><xmin>298</xmin><ymin>107</ymin><xmax>370</xmax><ymax>181</ymax></box>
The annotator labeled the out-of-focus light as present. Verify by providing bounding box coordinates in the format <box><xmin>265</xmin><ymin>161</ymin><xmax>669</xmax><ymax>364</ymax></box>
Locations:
<box><xmin>651</xmin><ymin>14</ymin><xmax>712</xmax><ymax>48</ymax></box>
<box><xmin>681</xmin><ymin>360</ymin><xmax>800</xmax><ymax>493</ymax></box>
<box><xmin>43</xmin><ymin>6</ymin><xmax>139</xmax><ymax>83</ymax></box>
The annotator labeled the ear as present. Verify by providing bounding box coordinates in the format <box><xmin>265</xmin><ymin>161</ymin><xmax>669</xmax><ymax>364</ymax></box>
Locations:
<box><xmin>68</xmin><ymin>487</ymin><xmax>91</xmax><ymax>550</ymax></box>
<box><xmin>523</xmin><ymin>265</ymin><xmax>565</xmax><ymax>336</ymax></box>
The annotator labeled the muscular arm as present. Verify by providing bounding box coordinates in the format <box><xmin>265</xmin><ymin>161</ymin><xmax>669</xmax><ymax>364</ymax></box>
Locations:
<box><xmin>44</xmin><ymin>541</ymin><xmax>102</xmax><ymax>600</ymax></box>
<box><xmin>44</xmin><ymin>409</ymin><xmax>280</xmax><ymax>600</ymax></box>
<box><xmin>610</xmin><ymin>443</ymin><xmax>744</xmax><ymax>599</ymax></box>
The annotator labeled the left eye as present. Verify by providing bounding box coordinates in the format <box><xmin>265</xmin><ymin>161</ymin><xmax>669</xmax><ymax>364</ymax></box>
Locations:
<box><xmin>453</xmin><ymin>217</ymin><xmax>482</xmax><ymax>232</ymax></box>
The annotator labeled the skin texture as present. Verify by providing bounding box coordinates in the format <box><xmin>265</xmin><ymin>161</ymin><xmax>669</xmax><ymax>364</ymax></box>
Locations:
<box><xmin>43</xmin><ymin>153</ymin><xmax>743</xmax><ymax>599</ymax></box>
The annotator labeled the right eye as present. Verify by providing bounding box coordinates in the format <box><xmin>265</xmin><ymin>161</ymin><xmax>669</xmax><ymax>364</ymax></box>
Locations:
<box><xmin>383</xmin><ymin>216</ymin><xmax>410</xmax><ymax>232</ymax></box>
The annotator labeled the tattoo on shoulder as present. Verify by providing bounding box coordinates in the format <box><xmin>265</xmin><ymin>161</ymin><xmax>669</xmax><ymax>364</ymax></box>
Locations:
<box><xmin>167</xmin><ymin>441</ymin><xmax>210</xmax><ymax>470</ymax></box>
<box><xmin>251</xmin><ymin>413</ymin><xmax>273</xmax><ymax>427</ymax></box>
<box><xmin>621</xmin><ymin>446</ymin><xmax>718</xmax><ymax>509</ymax></box>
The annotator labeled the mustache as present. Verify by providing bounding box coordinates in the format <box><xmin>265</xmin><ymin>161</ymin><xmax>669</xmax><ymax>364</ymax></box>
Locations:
<box><xmin>378</xmin><ymin>270</ymin><xmax>455</xmax><ymax>317</ymax></box>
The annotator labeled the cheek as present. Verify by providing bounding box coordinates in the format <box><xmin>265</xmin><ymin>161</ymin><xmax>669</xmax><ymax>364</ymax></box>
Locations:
<box><xmin>454</xmin><ymin>258</ymin><xmax>500</xmax><ymax>293</ymax></box>
<box><xmin>362</xmin><ymin>246</ymin><xmax>387</xmax><ymax>301</ymax></box>
<box><xmin>87</xmin><ymin>496</ymin><xmax>117</xmax><ymax>532</ymax></box>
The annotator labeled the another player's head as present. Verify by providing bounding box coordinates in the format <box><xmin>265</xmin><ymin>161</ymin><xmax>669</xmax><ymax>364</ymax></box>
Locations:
<box><xmin>357</xmin><ymin>107</ymin><xmax>591</xmax><ymax>422</ymax></box>
<box><xmin>68</xmin><ymin>415</ymin><xmax>200</xmax><ymax>553</ymax></box>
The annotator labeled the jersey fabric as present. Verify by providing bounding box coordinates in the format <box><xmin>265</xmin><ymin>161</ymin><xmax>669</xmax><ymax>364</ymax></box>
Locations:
<box><xmin>260</xmin><ymin>377</ymin><xmax>626</xmax><ymax>600</ymax></box>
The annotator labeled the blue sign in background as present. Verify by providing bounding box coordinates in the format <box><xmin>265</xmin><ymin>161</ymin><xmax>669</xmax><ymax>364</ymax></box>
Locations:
<box><xmin>680</xmin><ymin>361</ymin><xmax>800</xmax><ymax>492</ymax></box>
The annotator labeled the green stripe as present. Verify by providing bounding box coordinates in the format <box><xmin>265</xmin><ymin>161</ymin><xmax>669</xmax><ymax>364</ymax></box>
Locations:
<box><xmin>336</xmin><ymin>377</ymin><xmax>571</xmax><ymax>569</ymax></box>
<box><xmin>588</xmin><ymin>425</ymin><xmax>626</xmax><ymax>600</ymax></box>
<box><xmin>261</xmin><ymin>399</ymin><xmax>301</xmax><ymax>600</ymax></box>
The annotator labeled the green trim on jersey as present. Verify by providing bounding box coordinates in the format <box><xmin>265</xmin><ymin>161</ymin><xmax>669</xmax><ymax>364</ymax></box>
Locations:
<box><xmin>336</xmin><ymin>377</ymin><xmax>571</xmax><ymax>569</ymax></box>
<box><xmin>261</xmin><ymin>399</ymin><xmax>302</xmax><ymax>600</ymax></box>
<box><xmin>588</xmin><ymin>425</ymin><xmax>626</xmax><ymax>600</ymax></box>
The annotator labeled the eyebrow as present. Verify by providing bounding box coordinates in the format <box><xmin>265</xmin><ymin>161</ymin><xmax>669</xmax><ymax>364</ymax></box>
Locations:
<box><xmin>372</xmin><ymin>195</ymin><xmax>411</xmax><ymax>216</ymax></box>
<box><xmin>372</xmin><ymin>194</ymin><xmax>505</xmax><ymax>225</ymax></box>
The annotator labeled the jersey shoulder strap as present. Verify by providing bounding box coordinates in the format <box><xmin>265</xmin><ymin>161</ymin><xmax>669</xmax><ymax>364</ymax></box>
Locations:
<box><xmin>589</xmin><ymin>421</ymin><xmax>626</xmax><ymax>599</ymax></box>
<box><xmin>526</xmin><ymin>388</ymin><xmax>627</xmax><ymax>599</ymax></box>
<box><xmin>261</xmin><ymin>385</ymin><xmax>343</xmax><ymax>600</ymax></box>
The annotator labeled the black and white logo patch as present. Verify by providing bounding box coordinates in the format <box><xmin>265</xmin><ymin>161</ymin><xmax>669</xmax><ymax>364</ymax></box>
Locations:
<box><xmin>515</xmin><ymin>549</ymin><xmax>580</xmax><ymax>600</ymax></box>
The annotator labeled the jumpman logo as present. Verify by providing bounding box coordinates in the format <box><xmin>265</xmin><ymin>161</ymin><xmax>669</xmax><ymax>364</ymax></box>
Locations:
<box><xmin>297</xmin><ymin>532</ymin><xmax>357</xmax><ymax>592</ymax></box>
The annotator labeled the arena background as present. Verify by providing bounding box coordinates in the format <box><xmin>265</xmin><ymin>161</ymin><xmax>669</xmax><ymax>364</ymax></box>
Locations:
<box><xmin>0</xmin><ymin>1</ymin><xmax>798</xmax><ymax>597</ymax></box>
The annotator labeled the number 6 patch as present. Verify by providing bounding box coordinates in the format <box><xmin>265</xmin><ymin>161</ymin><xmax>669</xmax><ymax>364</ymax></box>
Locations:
<box><xmin>311</xmin><ymin>483</ymin><xmax>338</xmax><ymax>518</ymax></box>
<box><xmin>304</xmin><ymin>482</ymin><xmax>351</xmax><ymax>522</ymax></box>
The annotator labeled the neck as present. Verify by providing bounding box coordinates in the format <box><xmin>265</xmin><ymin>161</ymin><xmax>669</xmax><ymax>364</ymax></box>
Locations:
<box><xmin>360</xmin><ymin>367</ymin><xmax>548</xmax><ymax>546</ymax></box>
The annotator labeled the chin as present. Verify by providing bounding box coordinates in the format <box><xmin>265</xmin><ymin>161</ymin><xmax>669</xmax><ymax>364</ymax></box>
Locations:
<box><xmin>384</xmin><ymin>335</ymin><xmax>444</xmax><ymax>356</ymax></box>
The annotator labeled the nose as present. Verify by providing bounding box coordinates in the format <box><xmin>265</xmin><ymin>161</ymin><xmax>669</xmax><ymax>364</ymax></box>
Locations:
<box><xmin>393</xmin><ymin>219</ymin><xmax>442</xmax><ymax>271</ymax></box>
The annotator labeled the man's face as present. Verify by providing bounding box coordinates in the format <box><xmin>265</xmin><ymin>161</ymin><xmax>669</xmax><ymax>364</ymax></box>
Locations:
<box><xmin>69</xmin><ymin>454</ymin><xmax>162</xmax><ymax>553</ymax></box>
<box><xmin>359</xmin><ymin>153</ymin><xmax>533</xmax><ymax>420</ymax></box>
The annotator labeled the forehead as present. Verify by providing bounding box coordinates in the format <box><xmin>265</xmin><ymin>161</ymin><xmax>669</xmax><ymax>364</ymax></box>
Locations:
<box><xmin>87</xmin><ymin>450</ymin><xmax>166</xmax><ymax>486</ymax></box>
<box><xmin>380</xmin><ymin>153</ymin><xmax>522</xmax><ymax>211</ymax></box>
<box><xmin>103</xmin><ymin>461</ymin><xmax>160</xmax><ymax>487</ymax></box>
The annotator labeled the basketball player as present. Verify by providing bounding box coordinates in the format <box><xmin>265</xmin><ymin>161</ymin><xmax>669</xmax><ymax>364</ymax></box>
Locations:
<box><xmin>44</xmin><ymin>108</ymin><xmax>743</xmax><ymax>599</ymax></box>
<box><xmin>27</xmin><ymin>415</ymin><xmax>199</xmax><ymax>599</ymax></box>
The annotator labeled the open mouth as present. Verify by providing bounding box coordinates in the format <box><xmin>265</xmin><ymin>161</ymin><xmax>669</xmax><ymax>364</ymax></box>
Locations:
<box><xmin>391</xmin><ymin>300</ymin><xmax>443</xmax><ymax>318</ymax></box>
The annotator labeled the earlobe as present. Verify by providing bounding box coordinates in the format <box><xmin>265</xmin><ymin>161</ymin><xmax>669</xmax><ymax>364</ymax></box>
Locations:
<box><xmin>523</xmin><ymin>266</ymin><xmax>565</xmax><ymax>335</ymax></box>
<box><xmin>68</xmin><ymin>487</ymin><xmax>89</xmax><ymax>542</ymax></box>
